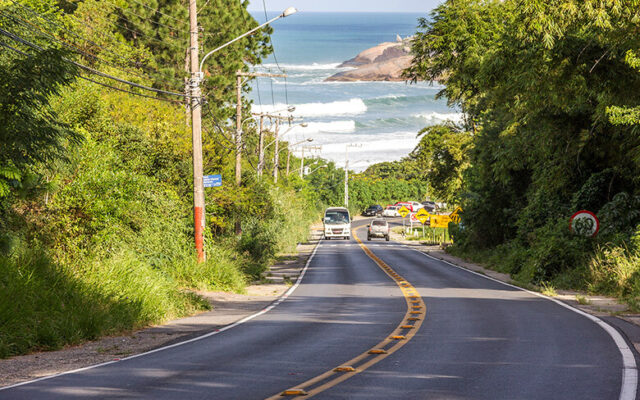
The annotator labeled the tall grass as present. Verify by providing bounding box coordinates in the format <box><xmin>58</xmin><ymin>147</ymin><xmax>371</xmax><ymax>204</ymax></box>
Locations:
<box><xmin>0</xmin><ymin>247</ymin><xmax>209</xmax><ymax>359</ymax></box>
<box><xmin>588</xmin><ymin>246</ymin><xmax>640</xmax><ymax>309</ymax></box>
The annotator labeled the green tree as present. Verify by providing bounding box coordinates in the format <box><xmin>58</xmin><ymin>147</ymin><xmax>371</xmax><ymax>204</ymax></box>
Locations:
<box><xmin>0</xmin><ymin>48</ymin><xmax>78</xmax><ymax>197</ymax></box>
<box><xmin>411</xmin><ymin>124</ymin><xmax>472</xmax><ymax>204</ymax></box>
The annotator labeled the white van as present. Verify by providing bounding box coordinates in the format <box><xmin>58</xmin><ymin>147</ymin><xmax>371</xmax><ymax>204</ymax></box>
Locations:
<box><xmin>323</xmin><ymin>207</ymin><xmax>351</xmax><ymax>240</ymax></box>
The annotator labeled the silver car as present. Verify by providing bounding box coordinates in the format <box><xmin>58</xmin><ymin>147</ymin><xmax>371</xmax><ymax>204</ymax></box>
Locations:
<box><xmin>367</xmin><ymin>219</ymin><xmax>390</xmax><ymax>241</ymax></box>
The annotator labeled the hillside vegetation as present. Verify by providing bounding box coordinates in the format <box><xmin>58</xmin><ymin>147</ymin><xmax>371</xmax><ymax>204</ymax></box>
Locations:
<box><xmin>0</xmin><ymin>0</ymin><xmax>321</xmax><ymax>358</ymax></box>
<box><xmin>402</xmin><ymin>0</ymin><xmax>640</xmax><ymax>306</ymax></box>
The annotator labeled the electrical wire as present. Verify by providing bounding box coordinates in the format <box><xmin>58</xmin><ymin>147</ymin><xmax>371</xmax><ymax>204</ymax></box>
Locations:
<box><xmin>11</xmin><ymin>1</ymin><xmax>186</xmax><ymax>87</ymax></box>
<box><xmin>201</xmin><ymin>104</ymin><xmax>235</xmax><ymax>144</ymax></box>
<box><xmin>53</xmin><ymin>4</ymin><xmax>181</xmax><ymax>82</ymax></box>
<box><xmin>100</xmin><ymin>0</ymin><xmax>186</xmax><ymax>34</ymax></box>
<box><xmin>269</xmin><ymin>75</ymin><xmax>276</xmax><ymax>106</ymax></box>
<box><xmin>254</xmin><ymin>76</ymin><xmax>263</xmax><ymax>114</ymax></box>
<box><xmin>9</xmin><ymin>1</ymin><xmax>155</xmax><ymax>77</ymax></box>
<box><xmin>1</xmin><ymin>8</ymin><xmax>149</xmax><ymax>82</ymax></box>
<box><xmin>260</xmin><ymin>0</ymin><xmax>290</xmax><ymax>110</ymax></box>
<box><xmin>0</xmin><ymin>38</ymin><xmax>184</xmax><ymax>104</ymax></box>
<box><xmin>0</xmin><ymin>26</ymin><xmax>186</xmax><ymax>98</ymax></box>
<box><xmin>261</xmin><ymin>0</ymin><xmax>283</xmax><ymax>73</ymax></box>
<box><xmin>129</xmin><ymin>0</ymin><xmax>187</xmax><ymax>26</ymax></box>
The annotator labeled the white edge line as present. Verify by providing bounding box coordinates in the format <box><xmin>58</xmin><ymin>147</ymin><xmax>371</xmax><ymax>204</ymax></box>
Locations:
<box><xmin>407</xmin><ymin>246</ymin><xmax>638</xmax><ymax>400</ymax></box>
<box><xmin>0</xmin><ymin>240</ymin><xmax>323</xmax><ymax>392</ymax></box>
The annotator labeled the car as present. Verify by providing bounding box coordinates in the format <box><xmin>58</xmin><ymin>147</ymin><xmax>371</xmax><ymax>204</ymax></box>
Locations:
<box><xmin>323</xmin><ymin>207</ymin><xmax>351</xmax><ymax>240</ymax></box>
<box><xmin>363</xmin><ymin>204</ymin><xmax>383</xmax><ymax>217</ymax></box>
<box><xmin>421</xmin><ymin>201</ymin><xmax>437</xmax><ymax>213</ymax></box>
<box><xmin>367</xmin><ymin>218</ymin><xmax>390</xmax><ymax>241</ymax></box>
<box><xmin>394</xmin><ymin>201</ymin><xmax>423</xmax><ymax>212</ymax></box>
<box><xmin>382</xmin><ymin>205</ymin><xmax>399</xmax><ymax>217</ymax></box>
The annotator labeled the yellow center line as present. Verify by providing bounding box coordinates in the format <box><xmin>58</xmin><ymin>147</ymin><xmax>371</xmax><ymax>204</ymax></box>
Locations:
<box><xmin>265</xmin><ymin>227</ymin><xmax>426</xmax><ymax>399</ymax></box>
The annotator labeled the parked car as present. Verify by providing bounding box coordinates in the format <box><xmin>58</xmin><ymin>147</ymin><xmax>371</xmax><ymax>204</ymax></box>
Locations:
<box><xmin>363</xmin><ymin>204</ymin><xmax>383</xmax><ymax>216</ymax></box>
<box><xmin>367</xmin><ymin>218</ymin><xmax>390</xmax><ymax>241</ymax></box>
<box><xmin>422</xmin><ymin>201</ymin><xmax>437</xmax><ymax>213</ymax></box>
<box><xmin>394</xmin><ymin>201</ymin><xmax>423</xmax><ymax>212</ymax></box>
<box><xmin>382</xmin><ymin>205</ymin><xmax>400</xmax><ymax>217</ymax></box>
<box><xmin>323</xmin><ymin>207</ymin><xmax>351</xmax><ymax>240</ymax></box>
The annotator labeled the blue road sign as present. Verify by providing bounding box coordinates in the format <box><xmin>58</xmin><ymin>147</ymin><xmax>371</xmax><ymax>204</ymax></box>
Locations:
<box><xmin>203</xmin><ymin>174</ymin><xmax>222</xmax><ymax>188</ymax></box>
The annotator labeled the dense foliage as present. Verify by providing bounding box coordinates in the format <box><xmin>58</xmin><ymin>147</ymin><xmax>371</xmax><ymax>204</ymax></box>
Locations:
<box><xmin>0</xmin><ymin>0</ymin><xmax>324</xmax><ymax>358</ymax></box>
<box><xmin>405</xmin><ymin>0</ymin><xmax>640</xmax><ymax>303</ymax></box>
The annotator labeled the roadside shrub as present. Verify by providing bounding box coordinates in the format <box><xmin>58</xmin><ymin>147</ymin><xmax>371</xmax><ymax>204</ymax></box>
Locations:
<box><xmin>173</xmin><ymin>244</ymin><xmax>247</xmax><ymax>293</ymax></box>
<box><xmin>0</xmin><ymin>247</ymin><xmax>208</xmax><ymax>359</ymax></box>
<box><xmin>588</xmin><ymin>245</ymin><xmax>640</xmax><ymax>302</ymax></box>
<box><xmin>516</xmin><ymin>219</ymin><xmax>591</xmax><ymax>284</ymax></box>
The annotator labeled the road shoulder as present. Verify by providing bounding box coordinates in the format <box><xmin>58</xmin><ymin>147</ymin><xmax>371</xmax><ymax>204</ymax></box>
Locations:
<box><xmin>389</xmin><ymin>231</ymin><xmax>640</xmax><ymax>357</ymax></box>
<box><xmin>0</xmin><ymin>231</ymin><xmax>322</xmax><ymax>388</ymax></box>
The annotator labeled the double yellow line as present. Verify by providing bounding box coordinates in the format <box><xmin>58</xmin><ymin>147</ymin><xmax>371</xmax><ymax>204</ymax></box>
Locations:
<box><xmin>265</xmin><ymin>229</ymin><xmax>426</xmax><ymax>399</ymax></box>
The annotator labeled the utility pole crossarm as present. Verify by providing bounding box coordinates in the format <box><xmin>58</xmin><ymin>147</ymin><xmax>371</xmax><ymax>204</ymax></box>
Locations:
<box><xmin>251</xmin><ymin>112</ymin><xmax>293</xmax><ymax>120</ymax></box>
<box><xmin>238</xmin><ymin>72</ymin><xmax>288</xmax><ymax>78</ymax></box>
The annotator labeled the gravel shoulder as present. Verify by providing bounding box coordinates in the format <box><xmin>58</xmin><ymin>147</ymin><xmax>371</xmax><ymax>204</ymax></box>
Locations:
<box><xmin>0</xmin><ymin>233</ymin><xmax>321</xmax><ymax>388</ymax></box>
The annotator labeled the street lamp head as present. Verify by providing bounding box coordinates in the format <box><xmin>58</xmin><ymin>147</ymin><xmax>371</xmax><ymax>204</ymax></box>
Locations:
<box><xmin>282</xmin><ymin>7</ymin><xmax>298</xmax><ymax>17</ymax></box>
<box><xmin>300</xmin><ymin>123</ymin><xmax>309</xmax><ymax>128</ymax></box>
<box><xmin>306</xmin><ymin>138</ymin><xmax>313</xmax><ymax>142</ymax></box>
<box><xmin>287</xmin><ymin>106</ymin><xmax>296</xmax><ymax>112</ymax></box>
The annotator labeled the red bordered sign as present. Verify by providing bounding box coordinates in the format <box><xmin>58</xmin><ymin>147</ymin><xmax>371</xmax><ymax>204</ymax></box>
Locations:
<box><xmin>569</xmin><ymin>210</ymin><xmax>600</xmax><ymax>237</ymax></box>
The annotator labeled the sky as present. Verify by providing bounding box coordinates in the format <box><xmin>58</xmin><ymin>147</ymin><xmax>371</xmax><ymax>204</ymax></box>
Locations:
<box><xmin>247</xmin><ymin>0</ymin><xmax>442</xmax><ymax>13</ymax></box>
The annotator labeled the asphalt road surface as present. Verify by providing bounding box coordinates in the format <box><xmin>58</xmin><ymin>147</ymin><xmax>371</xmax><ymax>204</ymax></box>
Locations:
<box><xmin>1</xmin><ymin>219</ymin><xmax>635</xmax><ymax>399</ymax></box>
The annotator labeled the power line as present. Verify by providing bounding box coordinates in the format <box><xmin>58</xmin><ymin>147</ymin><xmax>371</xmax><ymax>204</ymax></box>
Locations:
<box><xmin>260</xmin><ymin>1</ymin><xmax>290</xmax><ymax>108</ymax></box>
<box><xmin>53</xmin><ymin>3</ymin><xmax>181</xmax><ymax>82</ymax></box>
<box><xmin>11</xmin><ymin>1</ymin><xmax>186</xmax><ymax>88</ymax></box>
<box><xmin>0</xmin><ymin>26</ymin><xmax>186</xmax><ymax>98</ymax></box>
<box><xmin>9</xmin><ymin>1</ymin><xmax>153</xmax><ymax>76</ymax></box>
<box><xmin>1</xmin><ymin>8</ymin><xmax>149</xmax><ymax>82</ymax></box>
<box><xmin>261</xmin><ymin>0</ymin><xmax>283</xmax><ymax>73</ymax></box>
<box><xmin>59</xmin><ymin>0</ymin><xmax>186</xmax><ymax>47</ymax></box>
<box><xmin>101</xmin><ymin>0</ymin><xmax>187</xmax><ymax>34</ymax></box>
<box><xmin>79</xmin><ymin>75</ymin><xmax>184</xmax><ymax>104</ymax></box>
<box><xmin>129</xmin><ymin>0</ymin><xmax>187</xmax><ymax>26</ymax></box>
<box><xmin>0</xmin><ymin>38</ymin><xmax>183</xmax><ymax>104</ymax></box>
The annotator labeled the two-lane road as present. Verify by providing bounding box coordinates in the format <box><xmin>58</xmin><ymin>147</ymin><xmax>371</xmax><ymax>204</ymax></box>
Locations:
<box><xmin>1</xmin><ymin>219</ymin><xmax>635</xmax><ymax>399</ymax></box>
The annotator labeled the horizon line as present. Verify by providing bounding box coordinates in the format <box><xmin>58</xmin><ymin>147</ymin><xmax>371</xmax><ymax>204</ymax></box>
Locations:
<box><xmin>247</xmin><ymin>10</ymin><xmax>428</xmax><ymax>13</ymax></box>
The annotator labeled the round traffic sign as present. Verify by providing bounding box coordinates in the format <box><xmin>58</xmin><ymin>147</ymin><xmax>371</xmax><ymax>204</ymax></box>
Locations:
<box><xmin>570</xmin><ymin>210</ymin><xmax>599</xmax><ymax>237</ymax></box>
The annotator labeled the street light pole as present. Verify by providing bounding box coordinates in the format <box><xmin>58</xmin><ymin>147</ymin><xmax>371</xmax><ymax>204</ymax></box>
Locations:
<box><xmin>191</xmin><ymin>5</ymin><xmax>297</xmax><ymax>250</ymax></box>
<box><xmin>188</xmin><ymin>0</ymin><xmax>205</xmax><ymax>262</ymax></box>
<box><xmin>344</xmin><ymin>143</ymin><xmax>362</xmax><ymax>208</ymax></box>
<box><xmin>300</xmin><ymin>145</ymin><xmax>321</xmax><ymax>178</ymax></box>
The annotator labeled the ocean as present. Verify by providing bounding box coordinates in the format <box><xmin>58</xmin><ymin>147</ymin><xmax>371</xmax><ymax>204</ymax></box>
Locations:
<box><xmin>248</xmin><ymin>12</ymin><xmax>460</xmax><ymax>172</ymax></box>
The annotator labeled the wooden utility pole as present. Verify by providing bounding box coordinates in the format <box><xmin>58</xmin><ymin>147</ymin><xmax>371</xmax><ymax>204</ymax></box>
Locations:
<box><xmin>344</xmin><ymin>144</ymin><xmax>362</xmax><ymax>208</ymax></box>
<box><xmin>188</xmin><ymin>0</ymin><xmax>205</xmax><ymax>262</ymax></box>
<box><xmin>234</xmin><ymin>71</ymin><xmax>286</xmax><ymax>233</ymax></box>
<box><xmin>286</xmin><ymin>146</ymin><xmax>291</xmax><ymax>175</ymax></box>
<box><xmin>300</xmin><ymin>145</ymin><xmax>322</xmax><ymax>178</ymax></box>
<box><xmin>273</xmin><ymin>119</ymin><xmax>280</xmax><ymax>183</ymax></box>
<box><xmin>253</xmin><ymin>112</ymin><xmax>290</xmax><ymax>178</ymax></box>
<box><xmin>235</xmin><ymin>71</ymin><xmax>287</xmax><ymax>184</ymax></box>
<box><xmin>258</xmin><ymin>115</ymin><xmax>264</xmax><ymax>178</ymax></box>
<box><xmin>235</xmin><ymin>72</ymin><xmax>243</xmax><ymax>187</ymax></box>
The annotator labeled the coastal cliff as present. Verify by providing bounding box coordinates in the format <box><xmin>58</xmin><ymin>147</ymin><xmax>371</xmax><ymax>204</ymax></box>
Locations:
<box><xmin>326</xmin><ymin>36</ymin><xmax>413</xmax><ymax>82</ymax></box>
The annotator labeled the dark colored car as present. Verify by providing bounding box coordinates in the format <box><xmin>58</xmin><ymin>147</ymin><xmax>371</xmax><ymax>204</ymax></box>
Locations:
<box><xmin>363</xmin><ymin>205</ymin><xmax>383</xmax><ymax>216</ymax></box>
<box><xmin>422</xmin><ymin>201</ymin><xmax>437</xmax><ymax>213</ymax></box>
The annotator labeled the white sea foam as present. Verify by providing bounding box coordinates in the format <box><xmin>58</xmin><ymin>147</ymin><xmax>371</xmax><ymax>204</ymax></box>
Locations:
<box><xmin>252</xmin><ymin>98</ymin><xmax>367</xmax><ymax>117</ymax></box>
<box><xmin>287</xmin><ymin>120</ymin><xmax>356</xmax><ymax>135</ymax></box>
<box><xmin>317</xmin><ymin>135</ymin><xmax>420</xmax><ymax>172</ymax></box>
<box><xmin>414</xmin><ymin>112</ymin><xmax>465</xmax><ymax>125</ymax></box>
<box><xmin>260</xmin><ymin>63</ymin><xmax>346</xmax><ymax>71</ymax></box>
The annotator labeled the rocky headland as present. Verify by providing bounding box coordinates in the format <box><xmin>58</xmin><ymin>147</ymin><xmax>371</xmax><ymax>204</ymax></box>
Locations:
<box><xmin>326</xmin><ymin>35</ymin><xmax>413</xmax><ymax>82</ymax></box>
